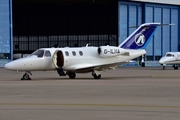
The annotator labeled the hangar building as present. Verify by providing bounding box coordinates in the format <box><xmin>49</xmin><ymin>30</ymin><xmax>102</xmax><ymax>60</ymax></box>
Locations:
<box><xmin>0</xmin><ymin>0</ymin><xmax>179</xmax><ymax>67</ymax></box>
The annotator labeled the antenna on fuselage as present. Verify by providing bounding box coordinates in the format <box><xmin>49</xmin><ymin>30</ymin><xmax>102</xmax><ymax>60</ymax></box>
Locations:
<box><xmin>86</xmin><ymin>43</ymin><xmax>91</xmax><ymax>47</ymax></box>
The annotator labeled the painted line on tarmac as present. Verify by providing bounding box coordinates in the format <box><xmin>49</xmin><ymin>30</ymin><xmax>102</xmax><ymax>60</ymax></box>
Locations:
<box><xmin>152</xmin><ymin>75</ymin><xmax>180</xmax><ymax>78</ymax></box>
<box><xmin>0</xmin><ymin>103</ymin><xmax>180</xmax><ymax>108</ymax></box>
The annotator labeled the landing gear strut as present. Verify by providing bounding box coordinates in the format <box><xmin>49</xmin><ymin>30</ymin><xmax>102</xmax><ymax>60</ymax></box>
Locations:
<box><xmin>162</xmin><ymin>64</ymin><xmax>166</xmax><ymax>70</ymax></box>
<box><xmin>21</xmin><ymin>72</ymin><xmax>32</xmax><ymax>80</ymax></box>
<box><xmin>163</xmin><ymin>66</ymin><xmax>166</xmax><ymax>70</ymax></box>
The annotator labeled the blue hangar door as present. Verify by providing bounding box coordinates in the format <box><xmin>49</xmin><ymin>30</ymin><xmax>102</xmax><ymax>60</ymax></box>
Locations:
<box><xmin>0</xmin><ymin>0</ymin><xmax>13</xmax><ymax>67</ymax></box>
<box><xmin>118</xmin><ymin>1</ymin><xmax>143</xmax><ymax>66</ymax></box>
<box><xmin>145</xmin><ymin>4</ymin><xmax>179</xmax><ymax>62</ymax></box>
<box><xmin>118</xmin><ymin>1</ymin><xmax>179</xmax><ymax>66</ymax></box>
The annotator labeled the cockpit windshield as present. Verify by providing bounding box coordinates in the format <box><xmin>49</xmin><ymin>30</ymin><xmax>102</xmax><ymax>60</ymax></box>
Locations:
<box><xmin>30</xmin><ymin>50</ymin><xmax>44</xmax><ymax>57</ymax></box>
<box><xmin>165</xmin><ymin>53</ymin><xmax>174</xmax><ymax>57</ymax></box>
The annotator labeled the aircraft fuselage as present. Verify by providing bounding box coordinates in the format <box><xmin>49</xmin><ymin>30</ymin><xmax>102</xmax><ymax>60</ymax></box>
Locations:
<box><xmin>5</xmin><ymin>47</ymin><xmax>146</xmax><ymax>72</ymax></box>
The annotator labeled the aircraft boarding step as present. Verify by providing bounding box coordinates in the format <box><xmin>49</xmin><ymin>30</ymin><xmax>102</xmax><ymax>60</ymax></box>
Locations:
<box><xmin>56</xmin><ymin>67</ymin><xmax>66</xmax><ymax>76</ymax></box>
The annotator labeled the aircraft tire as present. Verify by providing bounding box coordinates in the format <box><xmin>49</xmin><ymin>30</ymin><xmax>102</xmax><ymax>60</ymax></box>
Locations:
<box><xmin>93</xmin><ymin>74</ymin><xmax>101</xmax><ymax>79</ymax></box>
<box><xmin>163</xmin><ymin>66</ymin><xmax>165</xmax><ymax>70</ymax></box>
<box><xmin>22</xmin><ymin>73</ymin><xmax>30</xmax><ymax>80</ymax></box>
<box><xmin>174</xmin><ymin>66</ymin><xmax>179</xmax><ymax>70</ymax></box>
<box><xmin>68</xmin><ymin>72</ymin><xmax>76</xmax><ymax>79</ymax></box>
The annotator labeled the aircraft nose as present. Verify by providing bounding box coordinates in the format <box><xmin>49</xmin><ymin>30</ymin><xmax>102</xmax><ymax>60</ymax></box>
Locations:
<box><xmin>159</xmin><ymin>57</ymin><xmax>171</xmax><ymax>64</ymax></box>
<box><xmin>159</xmin><ymin>59</ymin><xmax>164</xmax><ymax>64</ymax></box>
<box><xmin>4</xmin><ymin>62</ymin><xmax>14</xmax><ymax>70</ymax></box>
<box><xmin>4</xmin><ymin>61</ymin><xmax>19</xmax><ymax>71</ymax></box>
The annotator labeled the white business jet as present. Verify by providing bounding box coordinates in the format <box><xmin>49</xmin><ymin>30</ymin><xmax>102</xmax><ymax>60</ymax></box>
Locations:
<box><xmin>5</xmin><ymin>23</ymin><xmax>161</xmax><ymax>80</ymax></box>
<box><xmin>159</xmin><ymin>52</ymin><xmax>180</xmax><ymax>70</ymax></box>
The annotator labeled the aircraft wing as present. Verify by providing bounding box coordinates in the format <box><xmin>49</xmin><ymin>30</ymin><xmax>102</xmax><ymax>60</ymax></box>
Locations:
<box><xmin>65</xmin><ymin>61</ymin><xmax>133</xmax><ymax>73</ymax></box>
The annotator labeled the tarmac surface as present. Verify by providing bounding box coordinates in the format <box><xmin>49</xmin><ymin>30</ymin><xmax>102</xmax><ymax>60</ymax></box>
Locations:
<box><xmin>0</xmin><ymin>66</ymin><xmax>180</xmax><ymax>120</ymax></box>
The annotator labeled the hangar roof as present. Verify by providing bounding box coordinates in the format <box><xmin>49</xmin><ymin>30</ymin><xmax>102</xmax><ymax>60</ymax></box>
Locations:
<box><xmin>14</xmin><ymin>0</ymin><xmax>114</xmax><ymax>3</ymax></box>
<box><xmin>131</xmin><ymin>0</ymin><xmax>180</xmax><ymax>5</ymax></box>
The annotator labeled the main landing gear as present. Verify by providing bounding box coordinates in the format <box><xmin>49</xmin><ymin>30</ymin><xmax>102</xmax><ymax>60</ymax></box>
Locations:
<box><xmin>162</xmin><ymin>64</ymin><xmax>179</xmax><ymax>70</ymax></box>
<box><xmin>92</xmin><ymin>70</ymin><xmax>101</xmax><ymax>79</ymax></box>
<box><xmin>67</xmin><ymin>71</ymin><xmax>76</xmax><ymax>79</ymax></box>
<box><xmin>66</xmin><ymin>70</ymin><xmax>101</xmax><ymax>79</ymax></box>
<box><xmin>21</xmin><ymin>72</ymin><xmax>32</xmax><ymax>80</ymax></box>
<box><xmin>173</xmin><ymin>64</ymin><xmax>179</xmax><ymax>70</ymax></box>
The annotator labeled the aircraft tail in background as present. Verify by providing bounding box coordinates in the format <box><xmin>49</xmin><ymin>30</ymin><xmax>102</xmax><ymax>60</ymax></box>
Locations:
<box><xmin>119</xmin><ymin>23</ymin><xmax>160</xmax><ymax>49</ymax></box>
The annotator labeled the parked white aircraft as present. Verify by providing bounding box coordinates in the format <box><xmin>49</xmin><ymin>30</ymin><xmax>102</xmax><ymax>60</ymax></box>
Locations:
<box><xmin>5</xmin><ymin>23</ymin><xmax>161</xmax><ymax>80</ymax></box>
<box><xmin>159</xmin><ymin>52</ymin><xmax>180</xmax><ymax>70</ymax></box>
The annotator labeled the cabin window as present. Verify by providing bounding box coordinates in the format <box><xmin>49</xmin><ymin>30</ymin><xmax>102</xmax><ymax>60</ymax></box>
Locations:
<box><xmin>72</xmin><ymin>51</ymin><xmax>76</xmax><ymax>56</ymax></box>
<box><xmin>44</xmin><ymin>50</ymin><xmax>51</xmax><ymax>57</ymax></box>
<box><xmin>65</xmin><ymin>51</ymin><xmax>69</xmax><ymax>56</ymax></box>
<box><xmin>79</xmin><ymin>51</ymin><xmax>83</xmax><ymax>56</ymax></box>
<box><xmin>30</xmin><ymin>50</ymin><xmax>44</xmax><ymax>58</ymax></box>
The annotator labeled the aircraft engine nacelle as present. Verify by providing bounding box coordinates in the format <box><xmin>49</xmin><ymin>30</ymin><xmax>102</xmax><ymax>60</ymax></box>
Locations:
<box><xmin>97</xmin><ymin>46</ymin><xmax>126</xmax><ymax>57</ymax></box>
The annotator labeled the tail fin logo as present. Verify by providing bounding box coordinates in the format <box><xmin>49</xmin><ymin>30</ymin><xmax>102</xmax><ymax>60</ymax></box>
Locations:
<box><xmin>135</xmin><ymin>33</ymin><xmax>145</xmax><ymax>46</ymax></box>
<box><xmin>119</xmin><ymin>23</ymin><xmax>160</xmax><ymax>49</ymax></box>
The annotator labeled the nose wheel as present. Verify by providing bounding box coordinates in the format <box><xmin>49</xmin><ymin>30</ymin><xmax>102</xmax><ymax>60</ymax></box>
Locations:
<box><xmin>21</xmin><ymin>72</ymin><xmax>32</xmax><ymax>80</ymax></box>
<box><xmin>163</xmin><ymin>66</ymin><xmax>165</xmax><ymax>70</ymax></box>
<box><xmin>162</xmin><ymin>64</ymin><xmax>166</xmax><ymax>70</ymax></box>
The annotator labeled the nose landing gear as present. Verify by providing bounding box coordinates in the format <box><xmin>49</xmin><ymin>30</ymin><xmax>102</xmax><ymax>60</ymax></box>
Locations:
<box><xmin>21</xmin><ymin>72</ymin><xmax>32</xmax><ymax>80</ymax></box>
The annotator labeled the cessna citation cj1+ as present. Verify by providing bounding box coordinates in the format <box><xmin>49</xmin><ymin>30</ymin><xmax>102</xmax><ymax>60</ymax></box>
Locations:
<box><xmin>159</xmin><ymin>52</ymin><xmax>180</xmax><ymax>70</ymax></box>
<box><xmin>5</xmin><ymin>23</ymin><xmax>161</xmax><ymax>80</ymax></box>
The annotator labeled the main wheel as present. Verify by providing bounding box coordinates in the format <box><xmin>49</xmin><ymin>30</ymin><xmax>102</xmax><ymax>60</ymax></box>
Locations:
<box><xmin>93</xmin><ymin>74</ymin><xmax>101</xmax><ymax>79</ymax></box>
<box><xmin>68</xmin><ymin>72</ymin><xmax>76</xmax><ymax>79</ymax></box>
<box><xmin>174</xmin><ymin>66</ymin><xmax>179</xmax><ymax>70</ymax></box>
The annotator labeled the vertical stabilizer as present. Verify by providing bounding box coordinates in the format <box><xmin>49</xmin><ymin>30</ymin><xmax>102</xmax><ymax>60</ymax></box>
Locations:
<box><xmin>119</xmin><ymin>23</ymin><xmax>160</xmax><ymax>49</ymax></box>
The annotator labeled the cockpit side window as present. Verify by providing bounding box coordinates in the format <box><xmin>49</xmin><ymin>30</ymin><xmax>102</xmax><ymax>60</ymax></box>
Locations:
<box><xmin>166</xmin><ymin>54</ymin><xmax>174</xmax><ymax>57</ymax></box>
<box><xmin>44</xmin><ymin>50</ymin><xmax>51</xmax><ymax>57</ymax></box>
<box><xmin>31</xmin><ymin>50</ymin><xmax>44</xmax><ymax>57</ymax></box>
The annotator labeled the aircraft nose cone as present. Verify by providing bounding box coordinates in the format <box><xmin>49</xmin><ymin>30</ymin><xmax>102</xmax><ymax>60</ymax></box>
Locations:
<box><xmin>159</xmin><ymin>57</ymin><xmax>166</xmax><ymax>64</ymax></box>
<box><xmin>159</xmin><ymin>59</ymin><xmax>163</xmax><ymax>64</ymax></box>
<box><xmin>4</xmin><ymin>61</ymin><xmax>18</xmax><ymax>71</ymax></box>
<box><xmin>4</xmin><ymin>62</ymin><xmax>12</xmax><ymax>70</ymax></box>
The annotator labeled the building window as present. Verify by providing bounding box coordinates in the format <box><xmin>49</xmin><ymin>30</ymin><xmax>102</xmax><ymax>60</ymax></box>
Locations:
<box><xmin>65</xmin><ymin>51</ymin><xmax>69</xmax><ymax>56</ymax></box>
<box><xmin>146</xmin><ymin>56</ymin><xmax>153</xmax><ymax>61</ymax></box>
<box><xmin>79</xmin><ymin>51</ymin><xmax>83</xmax><ymax>56</ymax></box>
<box><xmin>155</xmin><ymin>56</ymin><xmax>161</xmax><ymax>61</ymax></box>
<box><xmin>72</xmin><ymin>51</ymin><xmax>76</xmax><ymax>56</ymax></box>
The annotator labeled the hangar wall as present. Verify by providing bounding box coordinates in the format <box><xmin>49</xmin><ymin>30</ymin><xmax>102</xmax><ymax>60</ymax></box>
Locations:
<box><xmin>145</xmin><ymin>4</ymin><xmax>179</xmax><ymax>61</ymax></box>
<box><xmin>13</xmin><ymin>1</ymin><xmax>118</xmax><ymax>54</ymax></box>
<box><xmin>118</xmin><ymin>1</ymin><xmax>179</xmax><ymax>66</ymax></box>
<box><xmin>0</xmin><ymin>0</ymin><xmax>179</xmax><ymax>67</ymax></box>
<box><xmin>0</xmin><ymin>0</ymin><xmax>12</xmax><ymax>67</ymax></box>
